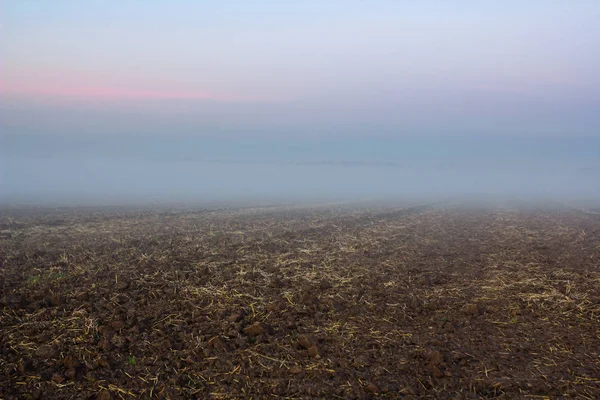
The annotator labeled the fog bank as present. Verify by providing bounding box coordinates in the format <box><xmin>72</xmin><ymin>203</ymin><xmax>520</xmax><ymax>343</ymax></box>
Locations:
<box><xmin>2</xmin><ymin>135</ymin><xmax>599</xmax><ymax>206</ymax></box>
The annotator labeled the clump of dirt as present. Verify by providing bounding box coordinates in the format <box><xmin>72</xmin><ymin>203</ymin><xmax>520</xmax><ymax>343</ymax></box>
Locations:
<box><xmin>1</xmin><ymin>201</ymin><xmax>599</xmax><ymax>398</ymax></box>
<box><xmin>243</xmin><ymin>322</ymin><xmax>265</xmax><ymax>336</ymax></box>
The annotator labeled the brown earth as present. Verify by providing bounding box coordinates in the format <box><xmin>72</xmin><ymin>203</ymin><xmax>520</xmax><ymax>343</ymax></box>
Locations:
<box><xmin>0</xmin><ymin>201</ymin><xmax>599</xmax><ymax>399</ymax></box>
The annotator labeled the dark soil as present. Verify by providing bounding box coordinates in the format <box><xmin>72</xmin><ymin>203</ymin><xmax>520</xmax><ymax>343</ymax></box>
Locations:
<box><xmin>1</xmin><ymin>201</ymin><xmax>599</xmax><ymax>399</ymax></box>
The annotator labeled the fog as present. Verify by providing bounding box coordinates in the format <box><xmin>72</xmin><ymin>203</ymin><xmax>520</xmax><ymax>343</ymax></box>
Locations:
<box><xmin>2</xmin><ymin>134</ymin><xmax>599</xmax><ymax>206</ymax></box>
<box><xmin>2</xmin><ymin>1</ymin><xmax>599</xmax><ymax>208</ymax></box>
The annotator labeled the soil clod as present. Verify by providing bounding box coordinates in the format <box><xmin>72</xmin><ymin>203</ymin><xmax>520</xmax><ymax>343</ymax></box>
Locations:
<box><xmin>243</xmin><ymin>322</ymin><xmax>265</xmax><ymax>337</ymax></box>
<box><xmin>35</xmin><ymin>345</ymin><xmax>57</xmax><ymax>359</ymax></box>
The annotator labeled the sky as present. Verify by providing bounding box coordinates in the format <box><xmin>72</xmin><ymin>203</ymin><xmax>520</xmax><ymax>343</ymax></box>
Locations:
<box><xmin>2</xmin><ymin>0</ymin><xmax>600</xmax><ymax>137</ymax></box>
<box><xmin>1</xmin><ymin>1</ymin><xmax>600</xmax><ymax>204</ymax></box>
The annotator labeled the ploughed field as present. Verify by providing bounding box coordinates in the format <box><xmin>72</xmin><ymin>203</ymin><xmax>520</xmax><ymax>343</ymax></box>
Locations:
<box><xmin>1</xmin><ymin>201</ymin><xmax>599</xmax><ymax>399</ymax></box>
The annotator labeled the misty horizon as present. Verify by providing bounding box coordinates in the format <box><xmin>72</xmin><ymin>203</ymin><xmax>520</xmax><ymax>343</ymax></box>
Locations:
<box><xmin>1</xmin><ymin>1</ymin><xmax>600</xmax><ymax>206</ymax></box>
<box><xmin>2</xmin><ymin>134</ymin><xmax>599</xmax><ymax>205</ymax></box>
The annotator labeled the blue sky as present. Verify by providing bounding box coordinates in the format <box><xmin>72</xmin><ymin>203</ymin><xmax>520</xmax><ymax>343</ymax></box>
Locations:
<box><xmin>2</xmin><ymin>0</ymin><xmax>600</xmax><ymax>137</ymax></box>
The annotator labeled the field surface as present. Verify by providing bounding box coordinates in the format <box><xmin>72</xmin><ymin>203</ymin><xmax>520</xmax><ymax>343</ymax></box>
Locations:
<box><xmin>1</xmin><ymin>201</ymin><xmax>599</xmax><ymax>399</ymax></box>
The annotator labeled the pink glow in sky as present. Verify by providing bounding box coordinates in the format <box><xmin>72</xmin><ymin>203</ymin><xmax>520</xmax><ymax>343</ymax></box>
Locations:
<box><xmin>1</xmin><ymin>0</ymin><xmax>599</xmax><ymax>137</ymax></box>
<box><xmin>0</xmin><ymin>81</ymin><xmax>272</xmax><ymax>103</ymax></box>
